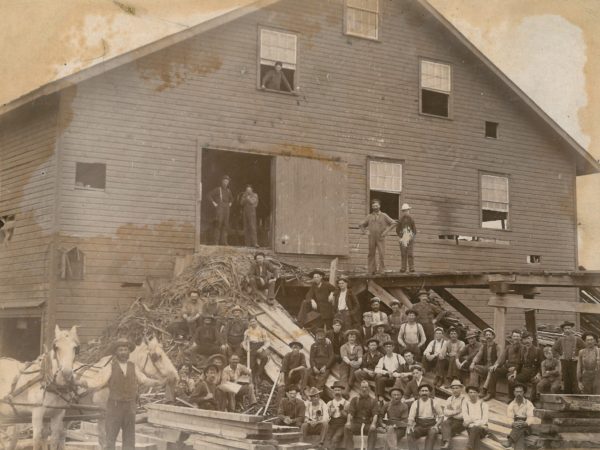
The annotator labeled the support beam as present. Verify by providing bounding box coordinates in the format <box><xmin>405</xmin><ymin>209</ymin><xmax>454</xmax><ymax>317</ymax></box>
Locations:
<box><xmin>329</xmin><ymin>258</ymin><xmax>338</xmax><ymax>286</ymax></box>
<box><xmin>367</xmin><ymin>281</ymin><xmax>409</xmax><ymax>309</ymax></box>
<box><xmin>432</xmin><ymin>287</ymin><xmax>491</xmax><ymax>331</ymax></box>
<box><xmin>492</xmin><ymin>294</ymin><xmax>507</xmax><ymax>354</ymax></box>
<box><xmin>386</xmin><ymin>287</ymin><xmax>414</xmax><ymax>309</ymax></box>
<box><xmin>489</xmin><ymin>295</ymin><xmax>600</xmax><ymax>315</ymax></box>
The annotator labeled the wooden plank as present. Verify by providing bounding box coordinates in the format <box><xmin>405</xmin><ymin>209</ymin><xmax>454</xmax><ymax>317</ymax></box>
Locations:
<box><xmin>492</xmin><ymin>297</ymin><xmax>507</xmax><ymax>354</ymax></box>
<box><xmin>386</xmin><ymin>287</ymin><xmax>414</xmax><ymax>309</ymax></box>
<box><xmin>489</xmin><ymin>295</ymin><xmax>600</xmax><ymax>314</ymax></box>
<box><xmin>146</xmin><ymin>403</ymin><xmax>266</xmax><ymax>423</ymax></box>
<box><xmin>541</xmin><ymin>399</ymin><xmax>600</xmax><ymax>412</ymax></box>
<box><xmin>540</xmin><ymin>394</ymin><xmax>600</xmax><ymax>404</ymax></box>
<box><xmin>368</xmin><ymin>281</ymin><xmax>407</xmax><ymax>309</ymax></box>
<box><xmin>329</xmin><ymin>257</ymin><xmax>338</xmax><ymax>286</ymax></box>
<box><xmin>534</xmin><ymin>409</ymin><xmax>600</xmax><ymax>420</ymax></box>
<box><xmin>432</xmin><ymin>287</ymin><xmax>491</xmax><ymax>330</ymax></box>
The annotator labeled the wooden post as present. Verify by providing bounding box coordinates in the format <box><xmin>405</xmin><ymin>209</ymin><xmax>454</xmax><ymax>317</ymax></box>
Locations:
<box><xmin>525</xmin><ymin>309</ymin><xmax>537</xmax><ymax>344</ymax></box>
<box><xmin>329</xmin><ymin>258</ymin><xmax>338</xmax><ymax>285</ymax></box>
<box><xmin>492</xmin><ymin>294</ymin><xmax>506</xmax><ymax>354</ymax></box>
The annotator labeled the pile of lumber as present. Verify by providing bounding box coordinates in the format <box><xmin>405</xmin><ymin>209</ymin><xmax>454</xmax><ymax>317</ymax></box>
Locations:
<box><xmin>529</xmin><ymin>394</ymin><xmax>600</xmax><ymax>448</ymax></box>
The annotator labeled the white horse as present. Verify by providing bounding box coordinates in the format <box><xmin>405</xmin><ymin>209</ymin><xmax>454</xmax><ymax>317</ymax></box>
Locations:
<box><xmin>74</xmin><ymin>336</ymin><xmax>179</xmax><ymax>448</ymax></box>
<box><xmin>0</xmin><ymin>325</ymin><xmax>81</xmax><ymax>450</ymax></box>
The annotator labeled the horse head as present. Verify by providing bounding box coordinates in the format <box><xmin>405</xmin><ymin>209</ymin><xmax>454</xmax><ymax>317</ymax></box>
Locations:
<box><xmin>51</xmin><ymin>324</ymin><xmax>80</xmax><ymax>385</ymax></box>
<box><xmin>134</xmin><ymin>336</ymin><xmax>178</xmax><ymax>384</ymax></box>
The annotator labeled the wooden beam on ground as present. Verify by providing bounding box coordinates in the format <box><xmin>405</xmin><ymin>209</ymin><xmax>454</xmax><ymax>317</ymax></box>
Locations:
<box><xmin>432</xmin><ymin>287</ymin><xmax>490</xmax><ymax>330</ymax></box>
<box><xmin>329</xmin><ymin>258</ymin><xmax>338</xmax><ymax>286</ymax></box>
<box><xmin>492</xmin><ymin>295</ymin><xmax>506</xmax><ymax>354</ymax></box>
<box><xmin>489</xmin><ymin>295</ymin><xmax>600</xmax><ymax>315</ymax></box>
<box><xmin>368</xmin><ymin>281</ymin><xmax>410</xmax><ymax>309</ymax></box>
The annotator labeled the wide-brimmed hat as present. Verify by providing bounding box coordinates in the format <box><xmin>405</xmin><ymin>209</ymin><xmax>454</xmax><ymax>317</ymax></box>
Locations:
<box><xmin>308</xmin><ymin>269</ymin><xmax>326</xmax><ymax>278</ymax></box>
<box><xmin>289</xmin><ymin>341</ymin><xmax>303</xmax><ymax>349</ymax></box>
<box><xmin>482</xmin><ymin>327</ymin><xmax>496</xmax><ymax>336</ymax></box>
<box><xmin>203</xmin><ymin>362</ymin><xmax>220</xmax><ymax>373</ymax></box>
<box><xmin>365</xmin><ymin>338</ymin><xmax>380</xmax><ymax>346</ymax></box>
<box><xmin>331</xmin><ymin>381</ymin><xmax>345</xmax><ymax>390</ymax></box>
<box><xmin>306</xmin><ymin>387</ymin><xmax>322</xmax><ymax>397</ymax></box>
<box><xmin>207</xmin><ymin>353</ymin><xmax>227</xmax><ymax>365</ymax></box>
<box><xmin>344</xmin><ymin>329</ymin><xmax>360</xmax><ymax>338</ymax></box>
<box><xmin>112</xmin><ymin>338</ymin><xmax>135</xmax><ymax>353</ymax></box>
<box><xmin>560</xmin><ymin>321</ymin><xmax>575</xmax><ymax>329</ymax></box>
<box><xmin>449</xmin><ymin>379</ymin><xmax>463</xmax><ymax>388</ymax></box>
<box><xmin>373</xmin><ymin>321</ymin><xmax>386</xmax><ymax>329</ymax></box>
<box><xmin>313</xmin><ymin>327</ymin><xmax>327</xmax><ymax>336</ymax></box>
<box><xmin>401</xmin><ymin>203</ymin><xmax>411</xmax><ymax>211</ymax></box>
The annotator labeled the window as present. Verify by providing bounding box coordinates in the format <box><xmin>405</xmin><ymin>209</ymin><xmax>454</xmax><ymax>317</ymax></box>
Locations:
<box><xmin>481</xmin><ymin>174</ymin><xmax>509</xmax><ymax>230</ymax></box>
<box><xmin>259</xmin><ymin>29</ymin><xmax>297</xmax><ymax>93</ymax></box>
<box><xmin>369</xmin><ymin>160</ymin><xmax>402</xmax><ymax>218</ymax></box>
<box><xmin>61</xmin><ymin>247</ymin><xmax>85</xmax><ymax>280</ymax></box>
<box><xmin>485</xmin><ymin>121</ymin><xmax>499</xmax><ymax>138</ymax></box>
<box><xmin>345</xmin><ymin>0</ymin><xmax>379</xmax><ymax>40</ymax></box>
<box><xmin>527</xmin><ymin>255</ymin><xmax>542</xmax><ymax>264</ymax></box>
<box><xmin>420</xmin><ymin>60</ymin><xmax>452</xmax><ymax>117</ymax></box>
<box><xmin>0</xmin><ymin>214</ymin><xmax>15</xmax><ymax>245</ymax></box>
<box><xmin>75</xmin><ymin>162</ymin><xmax>106</xmax><ymax>190</ymax></box>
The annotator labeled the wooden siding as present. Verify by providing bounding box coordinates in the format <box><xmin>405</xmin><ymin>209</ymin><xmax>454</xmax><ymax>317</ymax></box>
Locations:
<box><xmin>0</xmin><ymin>96</ymin><xmax>58</xmax><ymax>335</ymax></box>
<box><xmin>54</xmin><ymin>0</ymin><xmax>579</xmax><ymax>336</ymax></box>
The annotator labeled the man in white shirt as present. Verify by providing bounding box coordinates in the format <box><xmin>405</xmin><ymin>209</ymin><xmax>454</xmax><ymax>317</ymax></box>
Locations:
<box><xmin>219</xmin><ymin>354</ymin><xmax>256</xmax><ymax>411</ymax></box>
<box><xmin>398</xmin><ymin>310</ymin><xmax>427</xmax><ymax>360</ymax></box>
<box><xmin>423</xmin><ymin>327</ymin><xmax>446</xmax><ymax>385</ymax></box>
<box><xmin>503</xmin><ymin>384</ymin><xmax>535</xmax><ymax>450</ymax></box>
<box><xmin>374</xmin><ymin>341</ymin><xmax>408</xmax><ymax>402</ymax></box>
<box><xmin>462</xmin><ymin>385</ymin><xmax>489</xmax><ymax>450</ymax></box>
<box><xmin>407</xmin><ymin>384</ymin><xmax>443</xmax><ymax>450</ymax></box>
<box><xmin>325</xmin><ymin>381</ymin><xmax>348</xmax><ymax>449</ymax></box>
<box><xmin>440</xmin><ymin>379</ymin><xmax>465</xmax><ymax>450</ymax></box>
<box><xmin>369</xmin><ymin>297</ymin><xmax>389</xmax><ymax>325</ymax></box>
<box><xmin>302</xmin><ymin>387</ymin><xmax>329</xmax><ymax>446</ymax></box>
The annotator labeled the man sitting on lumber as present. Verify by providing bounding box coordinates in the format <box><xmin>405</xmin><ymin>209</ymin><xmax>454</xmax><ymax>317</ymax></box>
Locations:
<box><xmin>343</xmin><ymin>380</ymin><xmax>379</xmax><ymax>450</ymax></box>
<box><xmin>242</xmin><ymin>316</ymin><xmax>270</xmax><ymax>384</ymax></box>
<box><xmin>354</xmin><ymin>338</ymin><xmax>383</xmax><ymax>386</ymax></box>
<box><xmin>537</xmin><ymin>345</ymin><xmax>562</xmax><ymax>394</ymax></box>
<box><xmin>440</xmin><ymin>379</ymin><xmax>466</xmax><ymax>450</ymax></box>
<box><xmin>191</xmin><ymin>314</ymin><xmax>222</xmax><ymax>358</ymax></box>
<box><xmin>221</xmin><ymin>305</ymin><xmax>247</xmax><ymax>359</ymax></box>
<box><xmin>306</xmin><ymin>327</ymin><xmax>335</xmax><ymax>393</ymax></box>
<box><xmin>219</xmin><ymin>354</ymin><xmax>256</xmax><ymax>411</ymax></box>
<box><xmin>327</xmin><ymin>318</ymin><xmax>345</xmax><ymax>364</ymax></box>
<box><xmin>552</xmin><ymin>320</ymin><xmax>584</xmax><ymax>394</ymax></box>
<box><xmin>298</xmin><ymin>269</ymin><xmax>336</xmax><ymax>329</ymax></box>
<box><xmin>502</xmin><ymin>383</ymin><xmax>534</xmax><ymax>450</ymax></box>
<box><xmin>374</xmin><ymin>340</ymin><xmax>409</xmax><ymax>402</ymax></box>
<box><xmin>325</xmin><ymin>381</ymin><xmax>349</xmax><ymax>449</ymax></box>
<box><xmin>457</xmin><ymin>331</ymin><xmax>481</xmax><ymax>385</ymax></box>
<box><xmin>512</xmin><ymin>332</ymin><xmax>543</xmax><ymax>400</ymax></box>
<box><xmin>577</xmin><ymin>331</ymin><xmax>600</xmax><ymax>394</ymax></box>
<box><xmin>190</xmin><ymin>362</ymin><xmax>220</xmax><ymax>410</ymax></box>
<box><xmin>339</xmin><ymin>329</ymin><xmax>363</xmax><ymax>396</ymax></box>
<box><xmin>462</xmin><ymin>385</ymin><xmax>489</xmax><ymax>450</ymax></box>
<box><xmin>247</xmin><ymin>251</ymin><xmax>279</xmax><ymax>304</ymax></box>
<box><xmin>403</xmin><ymin>365</ymin><xmax>426</xmax><ymax>404</ymax></box>
<box><xmin>381</xmin><ymin>386</ymin><xmax>409</xmax><ymax>450</ymax></box>
<box><xmin>279</xmin><ymin>340</ymin><xmax>308</xmax><ymax>401</ymax></box>
<box><xmin>406</xmin><ymin>383</ymin><xmax>443</xmax><ymax>450</ymax></box>
<box><xmin>276</xmin><ymin>385</ymin><xmax>306</xmax><ymax>426</ymax></box>
<box><xmin>422</xmin><ymin>326</ymin><xmax>446</xmax><ymax>386</ymax></box>
<box><xmin>470</xmin><ymin>328</ymin><xmax>502</xmax><ymax>401</ymax></box>
<box><xmin>167</xmin><ymin>290</ymin><xmax>202</xmax><ymax>339</ymax></box>
<box><xmin>302</xmin><ymin>387</ymin><xmax>329</xmax><ymax>447</ymax></box>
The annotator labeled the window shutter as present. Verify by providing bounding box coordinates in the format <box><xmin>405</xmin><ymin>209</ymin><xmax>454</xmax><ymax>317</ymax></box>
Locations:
<box><xmin>260</xmin><ymin>29</ymin><xmax>297</xmax><ymax>69</ymax></box>
<box><xmin>369</xmin><ymin>161</ymin><xmax>402</xmax><ymax>193</ymax></box>
<box><xmin>421</xmin><ymin>61</ymin><xmax>452</xmax><ymax>92</ymax></box>
<box><xmin>481</xmin><ymin>175</ymin><xmax>508</xmax><ymax>212</ymax></box>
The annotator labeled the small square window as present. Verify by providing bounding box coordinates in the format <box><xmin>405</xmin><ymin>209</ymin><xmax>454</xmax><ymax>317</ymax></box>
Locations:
<box><xmin>345</xmin><ymin>0</ymin><xmax>379</xmax><ymax>40</ymax></box>
<box><xmin>527</xmin><ymin>255</ymin><xmax>542</xmax><ymax>264</ymax></box>
<box><xmin>485</xmin><ymin>121</ymin><xmax>499</xmax><ymax>139</ymax></box>
<box><xmin>75</xmin><ymin>162</ymin><xmax>106</xmax><ymax>190</ymax></box>
<box><xmin>259</xmin><ymin>29</ymin><xmax>296</xmax><ymax>93</ymax></box>
<box><xmin>420</xmin><ymin>60</ymin><xmax>452</xmax><ymax>118</ymax></box>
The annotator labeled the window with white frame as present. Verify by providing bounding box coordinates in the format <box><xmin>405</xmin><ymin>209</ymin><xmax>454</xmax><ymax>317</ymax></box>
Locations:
<box><xmin>481</xmin><ymin>174</ymin><xmax>509</xmax><ymax>230</ymax></box>
<box><xmin>345</xmin><ymin>0</ymin><xmax>379</xmax><ymax>40</ymax></box>
<box><xmin>369</xmin><ymin>160</ymin><xmax>402</xmax><ymax>218</ymax></box>
<box><xmin>420</xmin><ymin>60</ymin><xmax>452</xmax><ymax>117</ymax></box>
<box><xmin>259</xmin><ymin>29</ymin><xmax>296</xmax><ymax>92</ymax></box>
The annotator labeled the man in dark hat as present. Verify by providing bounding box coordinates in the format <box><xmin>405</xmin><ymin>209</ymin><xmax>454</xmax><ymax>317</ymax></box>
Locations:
<box><xmin>327</xmin><ymin>318</ymin><xmax>345</xmax><ymax>363</ymax></box>
<box><xmin>276</xmin><ymin>385</ymin><xmax>305</xmax><ymax>426</ymax></box>
<box><xmin>503</xmin><ymin>384</ymin><xmax>534</xmax><ymax>450</ymax></box>
<box><xmin>298</xmin><ymin>269</ymin><xmax>335</xmax><ymax>328</ymax></box>
<box><xmin>369</xmin><ymin>297</ymin><xmax>389</xmax><ymax>326</ymax></box>
<box><xmin>406</xmin><ymin>384</ymin><xmax>443</xmax><ymax>450</ymax></box>
<box><xmin>354</xmin><ymin>337</ymin><xmax>383</xmax><ymax>386</ymax></box>
<box><xmin>302</xmin><ymin>387</ymin><xmax>329</xmax><ymax>446</ymax></box>
<box><xmin>374</xmin><ymin>341</ymin><xmax>408</xmax><ymax>402</ymax></box>
<box><xmin>306</xmin><ymin>327</ymin><xmax>335</xmax><ymax>392</ymax></box>
<box><xmin>552</xmin><ymin>320</ymin><xmax>584</xmax><ymax>394</ymax></box>
<box><xmin>280</xmin><ymin>341</ymin><xmax>308</xmax><ymax>396</ymax></box>
<box><xmin>190</xmin><ymin>363</ymin><xmax>220</xmax><ymax>410</ymax></box>
<box><xmin>340</xmin><ymin>329</ymin><xmax>363</xmax><ymax>395</ymax></box>
<box><xmin>344</xmin><ymin>380</ymin><xmax>379</xmax><ymax>450</ymax></box>
<box><xmin>86</xmin><ymin>338</ymin><xmax>164</xmax><ymax>450</ymax></box>
<box><xmin>412</xmin><ymin>289</ymin><xmax>441</xmax><ymax>342</ymax></box>
<box><xmin>470</xmin><ymin>328</ymin><xmax>502</xmax><ymax>401</ymax></box>
<box><xmin>333</xmin><ymin>276</ymin><xmax>361</xmax><ymax>329</ymax></box>
<box><xmin>208</xmin><ymin>175</ymin><xmax>233</xmax><ymax>245</ymax></box>
<box><xmin>247</xmin><ymin>252</ymin><xmax>279</xmax><ymax>304</ymax></box>
<box><xmin>221</xmin><ymin>305</ymin><xmax>248</xmax><ymax>358</ymax></box>
<box><xmin>382</xmin><ymin>386</ymin><xmax>409</xmax><ymax>449</ymax></box>
<box><xmin>360</xmin><ymin>199</ymin><xmax>395</xmax><ymax>275</ymax></box>
<box><xmin>192</xmin><ymin>315</ymin><xmax>222</xmax><ymax>357</ymax></box>
<box><xmin>325</xmin><ymin>381</ymin><xmax>349</xmax><ymax>449</ymax></box>
<box><xmin>261</xmin><ymin>61</ymin><xmax>293</xmax><ymax>92</ymax></box>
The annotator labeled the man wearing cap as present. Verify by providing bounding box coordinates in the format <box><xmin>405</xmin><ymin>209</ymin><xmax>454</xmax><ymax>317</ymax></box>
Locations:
<box><xmin>407</xmin><ymin>384</ymin><xmax>443</xmax><ymax>450</ymax></box>
<box><xmin>247</xmin><ymin>252</ymin><xmax>279</xmax><ymax>304</ymax></box>
<box><xmin>333</xmin><ymin>277</ymin><xmax>361</xmax><ymax>329</ymax></box>
<box><xmin>423</xmin><ymin>327</ymin><xmax>446</xmax><ymax>386</ymax></box>
<box><xmin>192</xmin><ymin>315</ymin><xmax>222</xmax><ymax>358</ymax></box>
<box><xmin>375</xmin><ymin>341</ymin><xmax>408</xmax><ymax>401</ymax></box>
<box><xmin>325</xmin><ymin>381</ymin><xmax>349</xmax><ymax>449</ymax></box>
<box><xmin>190</xmin><ymin>363</ymin><xmax>220</xmax><ymax>410</ymax></box>
<box><xmin>243</xmin><ymin>316</ymin><xmax>270</xmax><ymax>384</ymax></box>
<box><xmin>369</xmin><ymin>297</ymin><xmax>389</xmax><ymax>326</ymax></box>
<box><xmin>276</xmin><ymin>385</ymin><xmax>306</xmax><ymax>426</ymax></box>
<box><xmin>503</xmin><ymin>384</ymin><xmax>534</xmax><ymax>450</ymax></box>
<box><xmin>360</xmin><ymin>312</ymin><xmax>375</xmax><ymax>348</ymax></box>
<box><xmin>553</xmin><ymin>320</ymin><xmax>585</xmax><ymax>394</ymax></box>
<box><xmin>307</xmin><ymin>328</ymin><xmax>335</xmax><ymax>392</ymax></box>
<box><xmin>577</xmin><ymin>332</ymin><xmax>600</xmax><ymax>394</ymax></box>
<box><xmin>298</xmin><ymin>269</ymin><xmax>336</xmax><ymax>329</ymax></box>
<box><xmin>208</xmin><ymin>175</ymin><xmax>233</xmax><ymax>245</ymax></box>
<box><xmin>167</xmin><ymin>290</ymin><xmax>202</xmax><ymax>339</ymax></box>
<box><xmin>373</xmin><ymin>322</ymin><xmax>391</xmax><ymax>349</ymax></box>
<box><xmin>354</xmin><ymin>338</ymin><xmax>383</xmax><ymax>386</ymax></box>
<box><xmin>513</xmin><ymin>332</ymin><xmax>543</xmax><ymax>400</ymax></box>
<box><xmin>221</xmin><ymin>305</ymin><xmax>248</xmax><ymax>358</ymax></box>
<box><xmin>458</xmin><ymin>331</ymin><xmax>481</xmax><ymax>384</ymax></box>
<box><xmin>462</xmin><ymin>385</ymin><xmax>489</xmax><ymax>450</ymax></box>
<box><xmin>261</xmin><ymin>61</ymin><xmax>293</xmax><ymax>92</ymax></box>
<box><xmin>302</xmin><ymin>387</ymin><xmax>329</xmax><ymax>446</ymax></box>
<box><xmin>470</xmin><ymin>328</ymin><xmax>502</xmax><ymax>401</ymax></box>
<box><xmin>389</xmin><ymin>300</ymin><xmax>405</xmax><ymax>343</ymax></box>
<box><xmin>344</xmin><ymin>380</ymin><xmax>379</xmax><ymax>450</ymax></box>
<box><xmin>440</xmin><ymin>380</ymin><xmax>466</xmax><ymax>450</ymax></box>
<box><xmin>219</xmin><ymin>354</ymin><xmax>257</xmax><ymax>411</ymax></box>
<box><xmin>86</xmin><ymin>338</ymin><xmax>164</xmax><ymax>450</ymax></box>
<box><xmin>398</xmin><ymin>309</ymin><xmax>427</xmax><ymax>361</ymax></box>
<box><xmin>412</xmin><ymin>289</ymin><xmax>442</xmax><ymax>343</ymax></box>
<box><xmin>381</xmin><ymin>386</ymin><xmax>409</xmax><ymax>449</ymax></box>
<box><xmin>395</xmin><ymin>203</ymin><xmax>417</xmax><ymax>273</ymax></box>
<box><xmin>493</xmin><ymin>330</ymin><xmax>524</xmax><ymax>400</ymax></box>
<box><xmin>340</xmin><ymin>329</ymin><xmax>363</xmax><ymax>395</ymax></box>
<box><xmin>281</xmin><ymin>341</ymin><xmax>308</xmax><ymax>397</ymax></box>
<box><xmin>327</xmin><ymin>318</ymin><xmax>345</xmax><ymax>363</ymax></box>
<box><xmin>359</xmin><ymin>199</ymin><xmax>395</xmax><ymax>275</ymax></box>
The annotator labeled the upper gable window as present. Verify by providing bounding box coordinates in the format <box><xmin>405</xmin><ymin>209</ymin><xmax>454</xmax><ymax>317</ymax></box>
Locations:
<box><xmin>481</xmin><ymin>174</ymin><xmax>509</xmax><ymax>230</ymax></box>
<box><xmin>345</xmin><ymin>0</ymin><xmax>379</xmax><ymax>40</ymax></box>
<box><xmin>420</xmin><ymin>60</ymin><xmax>452</xmax><ymax>118</ymax></box>
<box><xmin>259</xmin><ymin>29</ymin><xmax>296</xmax><ymax>93</ymax></box>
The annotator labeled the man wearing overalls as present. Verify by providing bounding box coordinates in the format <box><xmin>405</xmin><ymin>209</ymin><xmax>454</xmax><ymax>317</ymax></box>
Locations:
<box><xmin>407</xmin><ymin>384</ymin><xmax>443</xmax><ymax>450</ymax></box>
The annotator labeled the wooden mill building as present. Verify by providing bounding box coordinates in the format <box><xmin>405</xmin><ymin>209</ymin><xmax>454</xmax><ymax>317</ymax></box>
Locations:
<box><xmin>1</xmin><ymin>0</ymin><xmax>598</xmax><ymax>355</ymax></box>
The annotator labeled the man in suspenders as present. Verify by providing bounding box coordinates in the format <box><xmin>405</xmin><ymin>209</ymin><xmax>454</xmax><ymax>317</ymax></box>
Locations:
<box><xmin>398</xmin><ymin>309</ymin><xmax>427</xmax><ymax>361</ymax></box>
<box><xmin>407</xmin><ymin>384</ymin><xmax>443</xmax><ymax>450</ymax></box>
<box><xmin>440</xmin><ymin>379</ymin><xmax>465</xmax><ymax>450</ymax></box>
<box><xmin>503</xmin><ymin>384</ymin><xmax>534</xmax><ymax>450</ymax></box>
<box><xmin>462</xmin><ymin>385</ymin><xmax>489</xmax><ymax>450</ymax></box>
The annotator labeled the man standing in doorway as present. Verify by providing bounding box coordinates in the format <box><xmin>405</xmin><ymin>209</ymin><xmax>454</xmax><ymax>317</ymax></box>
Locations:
<box><xmin>396</xmin><ymin>203</ymin><xmax>417</xmax><ymax>272</ymax></box>
<box><xmin>359</xmin><ymin>199</ymin><xmax>395</xmax><ymax>275</ymax></box>
<box><xmin>261</xmin><ymin>61</ymin><xmax>293</xmax><ymax>92</ymax></box>
<box><xmin>240</xmin><ymin>184</ymin><xmax>259</xmax><ymax>247</ymax></box>
<box><xmin>209</xmin><ymin>175</ymin><xmax>233</xmax><ymax>245</ymax></box>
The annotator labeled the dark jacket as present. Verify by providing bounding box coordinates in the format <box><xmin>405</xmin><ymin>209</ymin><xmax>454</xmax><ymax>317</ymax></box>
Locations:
<box><xmin>326</xmin><ymin>330</ymin><xmax>345</xmax><ymax>356</ymax></box>
<box><xmin>361</xmin><ymin>350</ymin><xmax>383</xmax><ymax>371</ymax></box>
<box><xmin>332</xmin><ymin>288</ymin><xmax>361</xmax><ymax>324</ymax></box>
<box><xmin>310</xmin><ymin>340</ymin><xmax>335</xmax><ymax>370</ymax></box>
<box><xmin>250</xmin><ymin>261</ymin><xmax>279</xmax><ymax>280</ymax></box>
<box><xmin>208</xmin><ymin>186</ymin><xmax>233</xmax><ymax>206</ymax></box>
<box><xmin>281</xmin><ymin>351</ymin><xmax>307</xmax><ymax>383</ymax></box>
<box><xmin>396</xmin><ymin>215</ymin><xmax>417</xmax><ymax>237</ymax></box>
<box><xmin>278</xmin><ymin>397</ymin><xmax>306</xmax><ymax>426</ymax></box>
<box><xmin>305</xmin><ymin>282</ymin><xmax>336</xmax><ymax>320</ymax></box>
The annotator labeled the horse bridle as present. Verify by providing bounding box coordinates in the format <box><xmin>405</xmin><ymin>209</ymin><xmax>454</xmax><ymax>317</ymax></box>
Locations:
<box><xmin>141</xmin><ymin>350</ymin><xmax>168</xmax><ymax>380</ymax></box>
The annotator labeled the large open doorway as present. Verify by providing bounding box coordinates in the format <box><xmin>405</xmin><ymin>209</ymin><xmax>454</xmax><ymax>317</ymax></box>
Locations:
<box><xmin>200</xmin><ymin>149</ymin><xmax>273</xmax><ymax>247</ymax></box>
<box><xmin>0</xmin><ymin>317</ymin><xmax>42</xmax><ymax>361</ymax></box>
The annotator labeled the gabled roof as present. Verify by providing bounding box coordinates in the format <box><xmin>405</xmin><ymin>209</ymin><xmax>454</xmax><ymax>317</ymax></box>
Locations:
<box><xmin>1</xmin><ymin>0</ymin><xmax>597</xmax><ymax>175</ymax></box>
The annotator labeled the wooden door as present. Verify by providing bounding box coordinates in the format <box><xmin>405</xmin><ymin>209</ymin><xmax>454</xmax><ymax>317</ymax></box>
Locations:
<box><xmin>274</xmin><ymin>156</ymin><xmax>348</xmax><ymax>255</ymax></box>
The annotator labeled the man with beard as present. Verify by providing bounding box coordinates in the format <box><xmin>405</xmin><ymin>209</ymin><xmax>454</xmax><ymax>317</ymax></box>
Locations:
<box><xmin>406</xmin><ymin>384</ymin><xmax>443</xmax><ymax>450</ymax></box>
<box><xmin>325</xmin><ymin>381</ymin><xmax>349</xmax><ymax>450</ymax></box>
<box><xmin>369</xmin><ymin>297</ymin><xmax>389</xmax><ymax>326</ymax></box>
<box><xmin>502</xmin><ymin>384</ymin><xmax>534</xmax><ymax>450</ymax></box>
<box><xmin>298</xmin><ymin>269</ymin><xmax>336</xmax><ymax>329</ymax></box>
<box><xmin>495</xmin><ymin>330</ymin><xmax>524</xmax><ymax>401</ymax></box>
<box><xmin>553</xmin><ymin>320</ymin><xmax>585</xmax><ymax>394</ymax></box>
<box><xmin>382</xmin><ymin>387</ymin><xmax>409</xmax><ymax>449</ymax></box>
<box><xmin>192</xmin><ymin>315</ymin><xmax>222</xmax><ymax>358</ymax></box>
<box><xmin>221</xmin><ymin>305</ymin><xmax>247</xmax><ymax>358</ymax></box>
<box><xmin>440</xmin><ymin>380</ymin><xmax>466</xmax><ymax>450</ymax></box>
<box><xmin>359</xmin><ymin>199</ymin><xmax>395</xmax><ymax>274</ymax></box>
<box><xmin>470</xmin><ymin>328</ymin><xmax>502</xmax><ymax>401</ymax></box>
<box><xmin>512</xmin><ymin>332</ymin><xmax>543</xmax><ymax>400</ymax></box>
<box><xmin>343</xmin><ymin>380</ymin><xmax>379</xmax><ymax>450</ymax></box>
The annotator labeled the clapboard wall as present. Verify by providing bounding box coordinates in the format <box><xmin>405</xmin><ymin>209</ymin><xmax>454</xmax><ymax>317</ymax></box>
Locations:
<box><xmin>51</xmin><ymin>0</ymin><xmax>578</xmax><ymax>337</ymax></box>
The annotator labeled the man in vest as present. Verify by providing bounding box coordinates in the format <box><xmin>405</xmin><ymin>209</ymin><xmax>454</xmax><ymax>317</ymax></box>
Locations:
<box><xmin>87</xmin><ymin>338</ymin><xmax>164</xmax><ymax>450</ymax></box>
<box><xmin>495</xmin><ymin>330</ymin><xmax>524</xmax><ymax>401</ymax></box>
<box><xmin>333</xmin><ymin>276</ymin><xmax>361</xmax><ymax>329</ymax></box>
<box><xmin>552</xmin><ymin>320</ymin><xmax>584</xmax><ymax>394</ymax></box>
<box><xmin>208</xmin><ymin>175</ymin><xmax>233</xmax><ymax>245</ymax></box>
<box><xmin>470</xmin><ymin>328</ymin><xmax>502</xmax><ymax>401</ymax></box>
<box><xmin>278</xmin><ymin>341</ymin><xmax>308</xmax><ymax>402</ymax></box>
<box><xmin>344</xmin><ymin>380</ymin><xmax>379</xmax><ymax>450</ymax></box>
<box><xmin>513</xmin><ymin>332</ymin><xmax>543</xmax><ymax>400</ymax></box>
<box><xmin>354</xmin><ymin>338</ymin><xmax>383</xmax><ymax>386</ymax></box>
<box><xmin>302</xmin><ymin>387</ymin><xmax>329</xmax><ymax>447</ymax></box>
<box><xmin>440</xmin><ymin>379</ymin><xmax>465</xmax><ymax>450</ymax></box>
<box><xmin>398</xmin><ymin>309</ymin><xmax>427</xmax><ymax>361</ymax></box>
<box><xmin>339</xmin><ymin>329</ymin><xmax>363</xmax><ymax>396</ymax></box>
<box><xmin>221</xmin><ymin>305</ymin><xmax>247</xmax><ymax>358</ymax></box>
<box><xmin>422</xmin><ymin>327</ymin><xmax>446</xmax><ymax>385</ymax></box>
<box><xmin>458</xmin><ymin>331</ymin><xmax>481</xmax><ymax>384</ymax></box>
<box><xmin>306</xmin><ymin>327</ymin><xmax>335</xmax><ymax>392</ymax></box>
<box><xmin>381</xmin><ymin>386</ymin><xmax>409</xmax><ymax>449</ymax></box>
<box><xmin>462</xmin><ymin>385</ymin><xmax>489</xmax><ymax>450</ymax></box>
<box><xmin>502</xmin><ymin>384</ymin><xmax>534</xmax><ymax>450</ymax></box>
<box><xmin>191</xmin><ymin>315</ymin><xmax>222</xmax><ymax>358</ymax></box>
<box><xmin>325</xmin><ymin>381</ymin><xmax>349</xmax><ymax>450</ymax></box>
<box><xmin>406</xmin><ymin>384</ymin><xmax>443</xmax><ymax>450</ymax></box>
